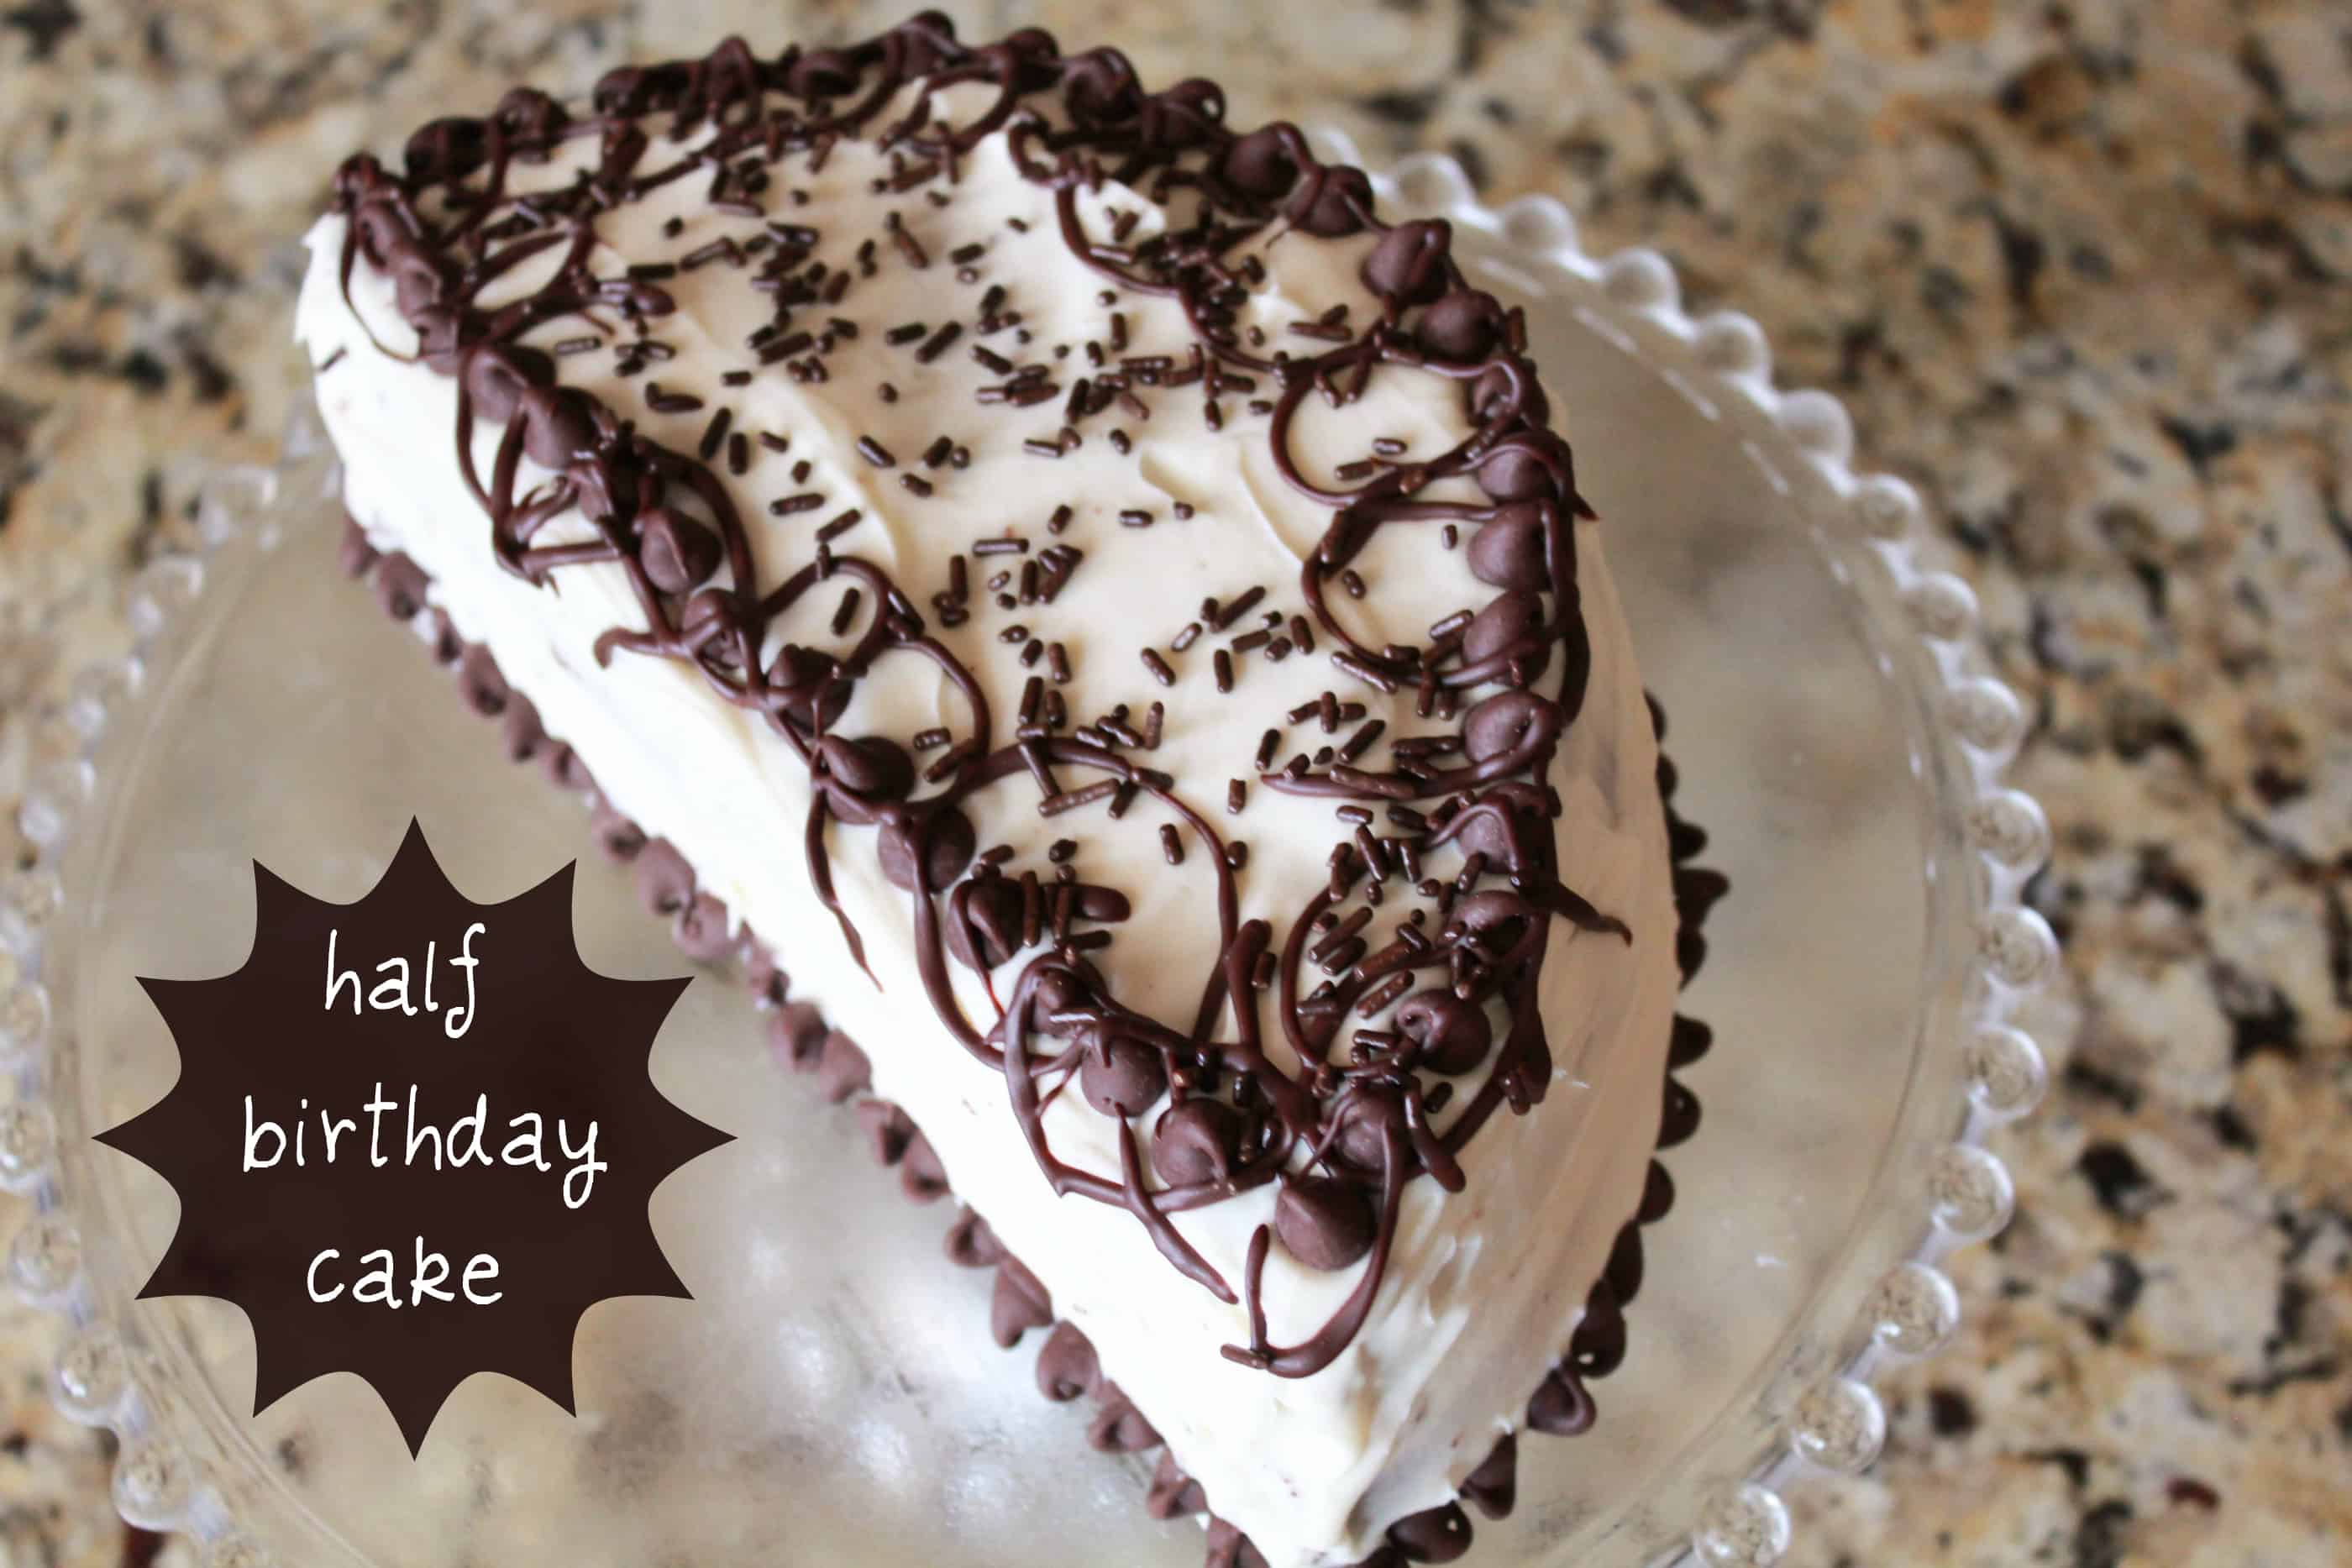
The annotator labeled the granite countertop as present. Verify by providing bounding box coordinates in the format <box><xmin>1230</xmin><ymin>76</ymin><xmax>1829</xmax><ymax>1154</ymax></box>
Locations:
<box><xmin>2</xmin><ymin>2</ymin><xmax>2346</xmax><ymax>1565</ymax></box>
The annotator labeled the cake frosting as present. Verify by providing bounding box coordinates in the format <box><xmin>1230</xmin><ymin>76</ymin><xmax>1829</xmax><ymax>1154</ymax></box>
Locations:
<box><xmin>295</xmin><ymin>20</ymin><xmax>1682</xmax><ymax>1566</ymax></box>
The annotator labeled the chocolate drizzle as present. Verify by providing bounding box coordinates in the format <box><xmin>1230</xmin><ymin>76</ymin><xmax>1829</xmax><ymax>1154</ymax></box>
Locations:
<box><xmin>328</xmin><ymin>13</ymin><xmax>1631</xmax><ymax>1379</ymax></box>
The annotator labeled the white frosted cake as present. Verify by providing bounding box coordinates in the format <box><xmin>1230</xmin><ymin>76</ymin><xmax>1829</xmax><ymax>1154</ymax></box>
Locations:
<box><xmin>296</xmin><ymin>18</ymin><xmax>1697</xmax><ymax>1566</ymax></box>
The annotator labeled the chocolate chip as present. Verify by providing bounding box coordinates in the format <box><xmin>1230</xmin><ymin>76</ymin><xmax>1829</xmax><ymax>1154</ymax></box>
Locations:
<box><xmin>1462</xmin><ymin>590</ymin><xmax>1550</xmax><ymax>683</ymax></box>
<box><xmin>899</xmin><ymin>1130</ymin><xmax>949</xmax><ymax>1203</ymax></box>
<box><xmin>1085</xmin><ymin>1384</ymin><xmax>1161</xmax><ymax>1451</ymax></box>
<box><xmin>943</xmin><ymin>1207</ymin><xmax>1003</xmax><ymax>1268</ymax></box>
<box><xmin>816</xmin><ymin>1032</ymin><xmax>871</xmax><ymax>1104</ymax></box>
<box><xmin>422</xmin><ymin>611</ymin><xmax>462</xmax><ymax>667</ymax></box>
<box><xmin>405</xmin><ymin>118</ymin><xmax>490</xmax><ymax>184</ymax></box>
<box><xmin>671</xmin><ymin>891</ymin><xmax>733</xmax><ymax>962</ymax></box>
<box><xmin>1151</xmin><ymin>1099</ymin><xmax>1242</xmax><ymax>1185</ymax></box>
<box><xmin>491</xmin><ymin>86</ymin><xmax>568</xmax><ymax>141</ymax></box>
<box><xmin>1476</xmin><ymin>437</ymin><xmax>1564</xmax><ymax>503</ymax></box>
<box><xmin>1221</xmin><ymin>127</ymin><xmax>1296</xmax><ymax>197</ymax></box>
<box><xmin>1146</xmin><ymin>1451</ymin><xmax>1208</xmax><ymax>1519</ymax></box>
<box><xmin>1420</xmin><ymin>290</ymin><xmax>1504</xmax><ymax>361</ymax></box>
<box><xmin>990</xmin><ymin>1258</ymin><xmax>1053</xmax><ymax>1348</ymax></box>
<box><xmin>389</xmin><ymin>248</ymin><xmax>454</xmax><ymax>315</ymax></box>
<box><xmin>498</xmin><ymin>690</ymin><xmax>544</xmax><ymax>761</ymax></box>
<box><xmin>786</xmin><ymin>47</ymin><xmax>858</xmax><ymax>98</ymax></box>
<box><xmin>633</xmin><ymin>838</ymin><xmax>695</xmax><ymax>915</ymax></box>
<box><xmin>1469</xmin><ymin>363</ymin><xmax>1546</xmax><ymax>430</ymax></box>
<box><xmin>1017</xmin><ymin>968</ymin><xmax>1086</xmax><ymax>1036</ymax></box>
<box><xmin>1674</xmin><ymin>866</ymin><xmax>1732</xmax><ymax>926</ymax></box>
<box><xmin>1606</xmin><ymin>1221</ymin><xmax>1647</xmax><ymax>1304</ymax></box>
<box><xmin>591</xmin><ymin>63</ymin><xmax>674</xmax><ymax>116</ymax></box>
<box><xmin>636</xmin><ymin>506</ymin><xmax>722</xmax><ymax>594</ymax></box>
<box><xmin>1285</xmin><ymin>163</ymin><xmax>1372</xmax><ymax>237</ymax></box>
<box><xmin>1640</xmin><ymin>1157</ymin><xmax>1677</xmax><ymax>1223</ymax></box>
<box><xmin>462</xmin><ymin>344</ymin><xmax>551</xmax><ymax>422</ymax></box>
<box><xmin>1388</xmin><ymin>1501</ymin><xmax>1473</xmax><ymax>1563</ymax></box>
<box><xmin>456</xmin><ymin>644</ymin><xmax>508</xmax><ymax>716</ymax></box>
<box><xmin>1571</xmin><ymin>1302</ymin><xmax>1629</xmax><ymax>1382</ymax></box>
<box><xmin>535</xmin><ymin>737</ymin><xmax>577</xmax><ymax>784</ymax></box>
<box><xmin>1330</xmin><ymin>1085</ymin><xmax>1403</xmax><ymax>1173</ymax></box>
<box><xmin>1063</xmin><ymin>49</ymin><xmax>1142</xmax><ymax>123</ymax></box>
<box><xmin>1080</xmin><ymin>1039</ymin><xmax>1167</xmax><ymax>1117</ymax></box>
<box><xmin>411</xmin><ymin>304</ymin><xmax>469</xmax><ymax>371</ymax></box>
<box><xmin>1205</xmin><ymin>1519</ymin><xmax>1269</xmax><ymax>1568</ymax></box>
<box><xmin>816</xmin><ymin>733</ymin><xmax>915</xmax><ymax>808</ymax></box>
<box><xmin>1035</xmin><ymin>1321</ymin><xmax>1100</xmax><ymax>1402</ymax></box>
<box><xmin>338</xmin><ymin>516</ymin><xmax>379</xmax><ymax>578</ymax></box>
<box><xmin>517</xmin><ymin>385</ymin><xmax>597</xmax><ymax>469</ymax></box>
<box><xmin>877</xmin><ymin>805</ymin><xmax>977</xmax><ymax>891</ymax></box>
<box><xmin>1362</xmin><ymin>220</ymin><xmax>1452</xmax><ymax>306</ymax></box>
<box><xmin>1659</xmin><ymin>1076</ymin><xmax>1701</xmax><ymax>1146</ymax></box>
<box><xmin>1445</xmin><ymin>792</ymin><xmax>1537</xmax><ymax>871</ymax></box>
<box><xmin>762</xmin><ymin>642</ymin><xmax>844</xmax><ymax>723</ymax></box>
<box><xmin>1449</xmin><ymin>890</ymin><xmax>1530</xmax><ymax>953</ymax></box>
<box><xmin>895</xmin><ymin>16</ymin><xmax>966</xmax><ymax>76</ymax></box>
<box><xmin>590</xmin><ymin>804</ymin><xmax>645</xmax><ymax>863</ymax></box>
<box><xmin>1273</xmin><ymin>1174</ymin><xmax>1376</xmax><ymax>1270</ymax></box>
<box><xmin>1394</xmin><ymin>989</ymin><xmax>1493</xmax><ymax>1075</ymax></box>
<box><xmin>1525</xmin><ymin>1366</ymin><xmax>1594</xmax><ymax>1435</ymax></box>
<box><xmin>857</xmin><ymin>1099</ymin><xmax>916</xmax><ymax>1164</ymax></box>
<box><xmin>1460</xmin><ymin>1432</ymin><xmax>1516</xmax><ymax>1520</ymax></box>
<box><xmin>349</xmin><ymin>197</ymin><xmax>410</xmax><ymax>265</ymax></box>
<box><xmin>1462</xmin><ymin>690</ymin><xmax>1562</xmax><ymax>763</ymax></box>
<box><xmin>742</xmin><ymin>944</ymin><xmax>787</xmax><ymax>1009</ymax></box>
<box><xmin>1147</xmin><ymin>78</ymin><xmax>1226</xmax><ymax>149</ymax></box>
<box><xmin>766</xmin><ymin>1003</ymin><xmax>826</xmax><ymax>1073</ymax></box>
<box><xmin>946</xmin><ymin>878</ymin><xmax>1024</xmax><ymax>971</ymax></box>
<box><xmin>372</xmin><ymin>553</ymin><xmax>429</xmax><ymax>621</ymax></box>
<box><xmin>680</xmin><ymin>585</ymin><xmax>737</xmax><ymax>644</ymax></box>
<box><xmin>1467</xmin><ymin>506</ymin><xmax>1549</xmax><ymax>590</ymax></box>
<box><xmin>542</xmin><ymin>740</ymin><xmax>594</xmax><ymax>794</ymax></box>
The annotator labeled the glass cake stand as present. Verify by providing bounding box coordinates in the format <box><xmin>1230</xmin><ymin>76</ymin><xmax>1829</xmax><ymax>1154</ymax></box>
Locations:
<box><xmin>0</xmin><ymin>137</ymin><xmax>2054</xmax><ymax>1568</ymax></box>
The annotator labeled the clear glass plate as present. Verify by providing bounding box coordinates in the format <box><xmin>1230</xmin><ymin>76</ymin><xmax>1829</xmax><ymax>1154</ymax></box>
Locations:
<box><xmin>0</xmin><ymin>139</ymin><xmax>2054</xmax><ymax>1568</ymax></box>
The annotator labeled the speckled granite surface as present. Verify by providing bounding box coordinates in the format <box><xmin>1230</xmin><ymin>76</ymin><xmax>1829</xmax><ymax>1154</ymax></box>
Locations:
<box><xmin>1</xmin><ymin>3</ymin><xmax>2346</xmax><ymax>1565</ymax></box>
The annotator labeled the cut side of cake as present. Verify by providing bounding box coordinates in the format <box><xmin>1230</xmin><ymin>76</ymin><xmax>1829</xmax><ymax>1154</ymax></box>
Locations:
<box><xmin>297</xmin><ymin>18</ymin><xmax>1694</xmax><ymax>1566</ymax></box>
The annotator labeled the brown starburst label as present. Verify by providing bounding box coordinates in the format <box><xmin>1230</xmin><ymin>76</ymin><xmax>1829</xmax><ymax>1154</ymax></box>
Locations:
<box><xmin>97</xmin><ymin>820</ymin><xmax>731</xmax><ymax>1455</ymax></box>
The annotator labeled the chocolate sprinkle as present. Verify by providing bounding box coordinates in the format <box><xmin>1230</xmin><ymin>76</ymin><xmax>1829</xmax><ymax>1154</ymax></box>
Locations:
<box><xmin>915</xmin><ymin>321</ymin><xmax>963</xmax><ymax>362</ymax></box>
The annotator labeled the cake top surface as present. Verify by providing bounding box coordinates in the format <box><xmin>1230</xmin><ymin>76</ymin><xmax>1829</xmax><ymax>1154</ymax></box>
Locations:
<box><xmin>323</xmin><ymin>10</ymin><xmax>1647</xmax><ymax>1382</ymax></box>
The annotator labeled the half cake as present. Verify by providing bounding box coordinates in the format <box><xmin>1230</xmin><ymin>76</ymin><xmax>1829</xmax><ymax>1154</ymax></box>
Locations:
<box><xmin>297</xmin><ymin>18</ymin><xmax>1685</xmax><ymax>1566</ymax></box>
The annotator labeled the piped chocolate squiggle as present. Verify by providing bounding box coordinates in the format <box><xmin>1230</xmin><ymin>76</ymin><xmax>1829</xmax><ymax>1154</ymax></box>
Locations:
<box><xmin>328</xmin><ymin>12</ymin><xmax>1628</xmax><ymax>1377</ymax></box>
